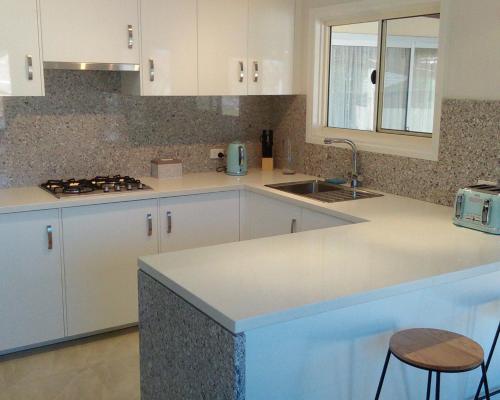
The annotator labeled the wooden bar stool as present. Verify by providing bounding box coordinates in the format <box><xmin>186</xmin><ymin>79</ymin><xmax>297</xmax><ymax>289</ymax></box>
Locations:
<box><xmin>375</xmin><ymin>328</ymin><xmax>491</xmax><ymax>400</ymax></box>
<box><xmin>476</xmin><ymin>322</ymin><xmax>500</xmax><ymax>400</ymax></box>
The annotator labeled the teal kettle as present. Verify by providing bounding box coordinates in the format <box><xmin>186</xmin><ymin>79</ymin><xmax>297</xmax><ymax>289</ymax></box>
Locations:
<box><xmin>226</xmin><ymin>142</ymin><xmax>248</xmax><ymax>176</ymax></box>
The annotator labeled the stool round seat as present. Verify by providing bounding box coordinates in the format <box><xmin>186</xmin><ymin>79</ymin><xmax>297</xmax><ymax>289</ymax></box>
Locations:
<box><xmin>389</xmin><ymin>328</ymin><xmax>484</xmax><ymax>372</ymax></box>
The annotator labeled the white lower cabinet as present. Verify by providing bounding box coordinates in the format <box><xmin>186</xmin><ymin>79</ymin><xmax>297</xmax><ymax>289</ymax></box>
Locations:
<box><xmin>300</xmin><ymin>208</ymin><xmax>350</xmax><ymax>232</ymax></box>
<box><xmin>62</xmin><ymin>200</ymin><xmax>158</xmax><ymax>337</ymax></box>
<box><xmin>241</xmin><ymin>191</ymin><xmax>352</xmax><ymax>239</ymax></box>
<box><xmin>1</xmin><ymin>189</ymin><xmax>351</xmax><ymax>352</ymax></box>
<box><xmin>160</xmin><ymin>191</ymin><xmax>240</xmax><ymax>253</ymax></box>
<box><xmin>241</xmin><ymin>191</ymin><xmax>302</xmax><ymax>240</ymax></box>
<box><xmin>0</xmin><ymin>210</ymin><xmax>64</xmax><ymax>353</ymax></box>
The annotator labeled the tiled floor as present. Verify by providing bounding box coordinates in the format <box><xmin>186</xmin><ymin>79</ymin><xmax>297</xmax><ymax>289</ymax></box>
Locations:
<box><xmin>0</xmin><ymin>328</ymin><xmax>139</xmax><ymax>400</ymax></box>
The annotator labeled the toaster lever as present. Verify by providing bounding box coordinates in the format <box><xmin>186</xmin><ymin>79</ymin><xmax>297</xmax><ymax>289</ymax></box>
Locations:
<box><xmin>455</xmin><ymin>194</ymin><xmax>464</xmax><ymax>219</ymax></box>
<box><xmin>482</xmin><ymin>199</ymin><xmax>491</xmax><ymax>225</ymax></box>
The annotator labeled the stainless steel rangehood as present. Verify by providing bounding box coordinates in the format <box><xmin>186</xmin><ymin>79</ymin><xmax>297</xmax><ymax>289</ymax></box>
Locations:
<box><xmin>43</xmin><ymin>62</ymin><xmax>139</xmax><ymax>72</ymax></box>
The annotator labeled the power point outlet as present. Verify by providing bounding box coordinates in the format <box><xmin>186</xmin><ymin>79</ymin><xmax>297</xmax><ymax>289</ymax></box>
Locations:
<box><xmin>210</xmin><ymin>148</ymin><xmax>225</xmax><ymax>159</ymax></box>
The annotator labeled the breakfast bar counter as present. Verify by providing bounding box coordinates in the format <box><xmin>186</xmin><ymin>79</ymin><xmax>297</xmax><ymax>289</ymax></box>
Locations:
<box><xmin>138</xmin><ymin>184</ymin><xmax>500</xmax><ymax>400</ymax></box>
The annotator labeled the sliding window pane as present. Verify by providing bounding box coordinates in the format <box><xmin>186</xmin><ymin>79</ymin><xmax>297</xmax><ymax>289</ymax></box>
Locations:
<box><xmin>328</xmin><ymin>22</ymin><xmax>378</xmax><ymax>131</ymax></box>
<box><xmin>380</xmin><ymin>15</ymin><xmax>439</xmax><ymax>135</ymax></box>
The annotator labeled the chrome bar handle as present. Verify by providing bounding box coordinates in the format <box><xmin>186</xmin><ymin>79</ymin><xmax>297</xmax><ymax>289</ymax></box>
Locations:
<box><xmin>147</xmin><ymin>213</ymin><xmax>153</xmax><ymax>236</ymax></box>
<box><xmin>238</xmin><ymin>61</ymin><xmax>244</xmax><ymax>83</ymax></box>
<box><xmin>482</xmin><ymin>200</ymin><xmax>491</xmax><ymax>225</ymax></box>
<box><xmin>47</xmin><ymin>225</ymin><xmax>53</xmax><ymax>250</ymax></box>
<box><xmin>291</xmin><ymin>218</ymin><xmax>297</xmax><ymax>234</ymax></box>
<box><xmin>128</xmin><ymin>25</ymin><xmax>134</xmax><ymax>49</ymax></box>
<box><xmin>253</xmin><ymin>61</ymin><xmax>259</xmax><ymax>83</ymax></box>
<box><xmin>26</xmin><ymin>55</ymin><xmax>33</xmax><ymax>81</ymax></box>
<box><xmin>149</xmin><ymin>59</ymin><xmax>155</xmax><ymax>82</ymax></box>
<box><xmin>167</xmin><ymin>211</ymin><xmax>172</xmax><ymax>234</ymax></box>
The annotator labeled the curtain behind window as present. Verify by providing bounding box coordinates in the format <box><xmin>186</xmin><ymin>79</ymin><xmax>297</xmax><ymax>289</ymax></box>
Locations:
<box><xmin>328</xmin><ymin>45</ymin><xmax>377</xmax><ymax>131</ymax></box>
<box><xmin>407</xmin><ymin>48</ymin><xmax>437</xmax><ymax>133</ymax></box>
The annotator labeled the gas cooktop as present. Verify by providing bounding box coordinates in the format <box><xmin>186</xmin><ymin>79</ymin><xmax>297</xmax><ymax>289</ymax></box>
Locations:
<box><xmin>40</xmin><ymin>175</ymin><xmax>153</xmax><ymax>198</ymax></box>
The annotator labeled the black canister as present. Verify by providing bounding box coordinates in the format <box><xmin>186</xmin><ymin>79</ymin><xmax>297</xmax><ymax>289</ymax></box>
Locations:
<box><xmin>261</xmin><ymin>130</ymin><xmax>274</xmax><ymax>158</ymax></box>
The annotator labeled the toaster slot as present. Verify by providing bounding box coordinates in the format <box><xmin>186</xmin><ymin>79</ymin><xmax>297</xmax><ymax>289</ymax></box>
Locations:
<box><xmin>482</xmin><ymin>199</ymin><xmax>491</xmax><ymax>225</ymax></box>
<box><xmin>455</xmin><ymin>194</ymin><xmax>464</xmax><ymax>219</ymax></box>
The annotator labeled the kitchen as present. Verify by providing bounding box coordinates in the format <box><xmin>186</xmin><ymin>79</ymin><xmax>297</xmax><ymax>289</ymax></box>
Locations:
<box><xmin>0</xmin><ymin>0</ymin><xmax>499</xmax><ymax>399</ymax></box>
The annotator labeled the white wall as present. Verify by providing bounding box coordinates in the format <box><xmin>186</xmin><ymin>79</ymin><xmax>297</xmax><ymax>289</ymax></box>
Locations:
<box><xmin>440</xmin><ymin>0</ymin><xmax>500</xmax><ymax>100</ymax></box>
<box><xmin>297</xmin><ymin>0</ymin><xmax>500</xmax><ymax>100</ymax></box>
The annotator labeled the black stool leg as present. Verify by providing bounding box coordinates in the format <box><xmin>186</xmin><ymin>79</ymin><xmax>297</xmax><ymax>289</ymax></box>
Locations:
<box><xmin>426</xmin><ymin>371</ymin><xmax>433</xmax><ymax>400</ymax></box>
<box><xmin>435</xmin><ymin>372</ymin><xmax>440</xmax><ymax>400</ymax></box>
<box><xmin>375</xmin><ymin>351</ymin><xmax>391</xmax><ymax>400</ymax></box>
<box><xmin>475</xmin><ymin>323</ymin><xmax>500</xmax><ymax>400</ymax></box>
<box><xmin>481</xmin><ymin>362</ymin><xmax>491</xmax><ymax>400</ymax></box>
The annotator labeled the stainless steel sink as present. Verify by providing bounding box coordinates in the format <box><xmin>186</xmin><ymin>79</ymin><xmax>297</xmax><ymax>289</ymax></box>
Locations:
<box><xmin>265</xmin><ymin>180</ymin><xmax>383</xmax><ymax>203</ymax></box>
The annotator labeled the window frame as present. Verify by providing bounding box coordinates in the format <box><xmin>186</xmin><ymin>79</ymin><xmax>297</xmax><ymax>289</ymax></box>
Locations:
<box><xmin>306</xmin><ymin>1</ymin><xmax>443</xmax><ymax>161</ymax></box>
<box><xmin>376</xmin><ymin>14</ymin><xmax>440</xmax><ymax>137</ymax></box>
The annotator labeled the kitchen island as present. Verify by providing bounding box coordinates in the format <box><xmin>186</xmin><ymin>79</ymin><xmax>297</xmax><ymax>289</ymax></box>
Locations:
<box><xmin>138</xmin><ymin>186</ymin><xmax>500</xmax><ymax>400</ymax></box>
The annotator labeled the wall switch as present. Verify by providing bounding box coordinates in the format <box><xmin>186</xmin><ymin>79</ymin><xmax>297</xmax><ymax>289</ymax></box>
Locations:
<box><xmin>210</xmin><ymin>148</ymin><xmax>225</xmax><ymax>159</ymax></box>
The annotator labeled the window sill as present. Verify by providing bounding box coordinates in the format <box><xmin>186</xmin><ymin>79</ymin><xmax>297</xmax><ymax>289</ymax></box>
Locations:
<box><xmin>306</xmin><ymin>127</ymin><xmax>439</xmax><ymax>161</ymax></box>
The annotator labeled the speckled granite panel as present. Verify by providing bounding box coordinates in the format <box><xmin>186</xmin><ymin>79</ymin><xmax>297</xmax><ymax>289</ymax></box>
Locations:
<box><xmin>0</xmin><ymin>70</ymin><xmax>271</xmax><ymax>187</ymax></box>
<box><xmin>1</xmin><ymin>70</ymin><xmax>498</xmax><ymax>206</ymax></box>
<box><xmin>271</xmin><ymin>96</ymin><xmax>500</xmax><ymax>206</ymax></box>
<box><xmin>138</xmin><ymin>271</ymin><xmax>245</xmax><ymax>400</ymax></box>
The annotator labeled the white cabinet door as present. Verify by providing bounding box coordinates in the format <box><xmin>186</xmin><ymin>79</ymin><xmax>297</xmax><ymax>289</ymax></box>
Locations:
<box><xmin>40</xmin><ymin>0</ymin><xmax>140</xmax><ymax>64</ymax></box>
<box><xmin>300</xmin><ymin>208</ymin><xmax>350</xmax><ymax>232</ymax></box>
<box><xmin>140</xmin><ymin>0</ymin><xmax>198</xmax><ymax>96</ymax></box>
<box><xmin>0</xmin><ymin>210</ymin><xmax>63</xmax><ymax>352</ymax></box>
<box><xmin>63</xmin><ymin>200</ymin><xmax>158</xmax><ymax>336</ymax></box>
<box><xmin>160</xmin><ymin>191</ymin><xmax>239</xmax><ymax>253</ymax></box>
<box><xmin>248</xmin><ymin>0</ymin><xmax>295</xmax><ymax>95</ymax></box>
<box><xmin>242</xmin><ymin>191</ymin><xmax>301</xmax><ymax>240</ymax></box>
<box><xmin>0</xmin><ymin>0</ymin><xmax>44</xmax><ymax>96</ymax></box>
<box><xmin>198</xmin><ymin>0</ymin><xmax>248</xmax><ymax>96</ymax></box>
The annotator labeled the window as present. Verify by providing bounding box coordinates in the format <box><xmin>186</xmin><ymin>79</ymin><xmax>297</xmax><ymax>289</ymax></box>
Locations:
<box><xmin>327</xmin><ymin>14</ymin><xmax>440</xmax><ymax>137</ymax></box>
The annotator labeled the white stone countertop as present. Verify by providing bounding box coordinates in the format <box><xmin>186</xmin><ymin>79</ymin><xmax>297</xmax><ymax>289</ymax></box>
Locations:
<box><xmin>136</xmin><ymin>170</ymin><xmax>500</xmax><ymax>334</ymax></box>
<box><xmin>2</xmin><ymin>170</ymin><xmax>498</xmax><ymax>334</ymax></box>
<box><xmin>0</xmin><ymin>170</ymin><xmax>313</xmax><ymax>214</ymax></box>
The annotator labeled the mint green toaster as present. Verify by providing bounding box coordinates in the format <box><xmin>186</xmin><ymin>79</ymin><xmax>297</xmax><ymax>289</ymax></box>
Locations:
<box><xmin>453</xmin><ymin>184</ymin><xmax>500</xmax><ymax>235</ymax></box>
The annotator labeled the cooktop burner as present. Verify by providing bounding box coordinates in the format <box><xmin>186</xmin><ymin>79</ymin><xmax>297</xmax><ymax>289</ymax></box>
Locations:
<box><xmin>40</xmin><ymin>175</ymin><xmax>153</xmax><ymax>198</ymax></box>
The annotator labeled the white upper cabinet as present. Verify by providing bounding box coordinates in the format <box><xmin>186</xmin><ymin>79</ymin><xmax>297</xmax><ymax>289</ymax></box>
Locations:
<box><xmin>40</xmin><ymin>0</ymin><xmax>140</xmax><ymax>65</ymax></box>
<box><xmin>198</xmin><ymin>0</ymin><xmax>249</xmax><ymax>96</ymax></box>
<box><xmin>140</xmin><ymin>0</ymin><xmax>198</xmax><ymax>96</ymax></box>
<box><xmin>0</xmin><ymin>0</ymin><xmax>44</xmax><ymax>96</ymax></box>
<box><xmin>248</xmin><ymin>0</ymin><xmax>295</xmax><ymax>95</ymax></box>
<box><xmin>0</xmin><ymin>210</ymin><xmax>64</xmax><ymax>353</ymax></box>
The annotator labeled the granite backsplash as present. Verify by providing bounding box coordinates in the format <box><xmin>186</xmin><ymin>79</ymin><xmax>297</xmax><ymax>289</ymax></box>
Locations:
<box><xmin>0</xmin><ymin>70</ymin><xmax>498</xmax><ymax>206</ymax></box>
<box><xmin>271</xmin><ymin>96</ymin><xmax>500</xmax><ymax>206</ymax></box>
<box><xmin>0</xmin><ymin>70</ymin><xmax>273</xmax><ymax>187</ymax></box>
